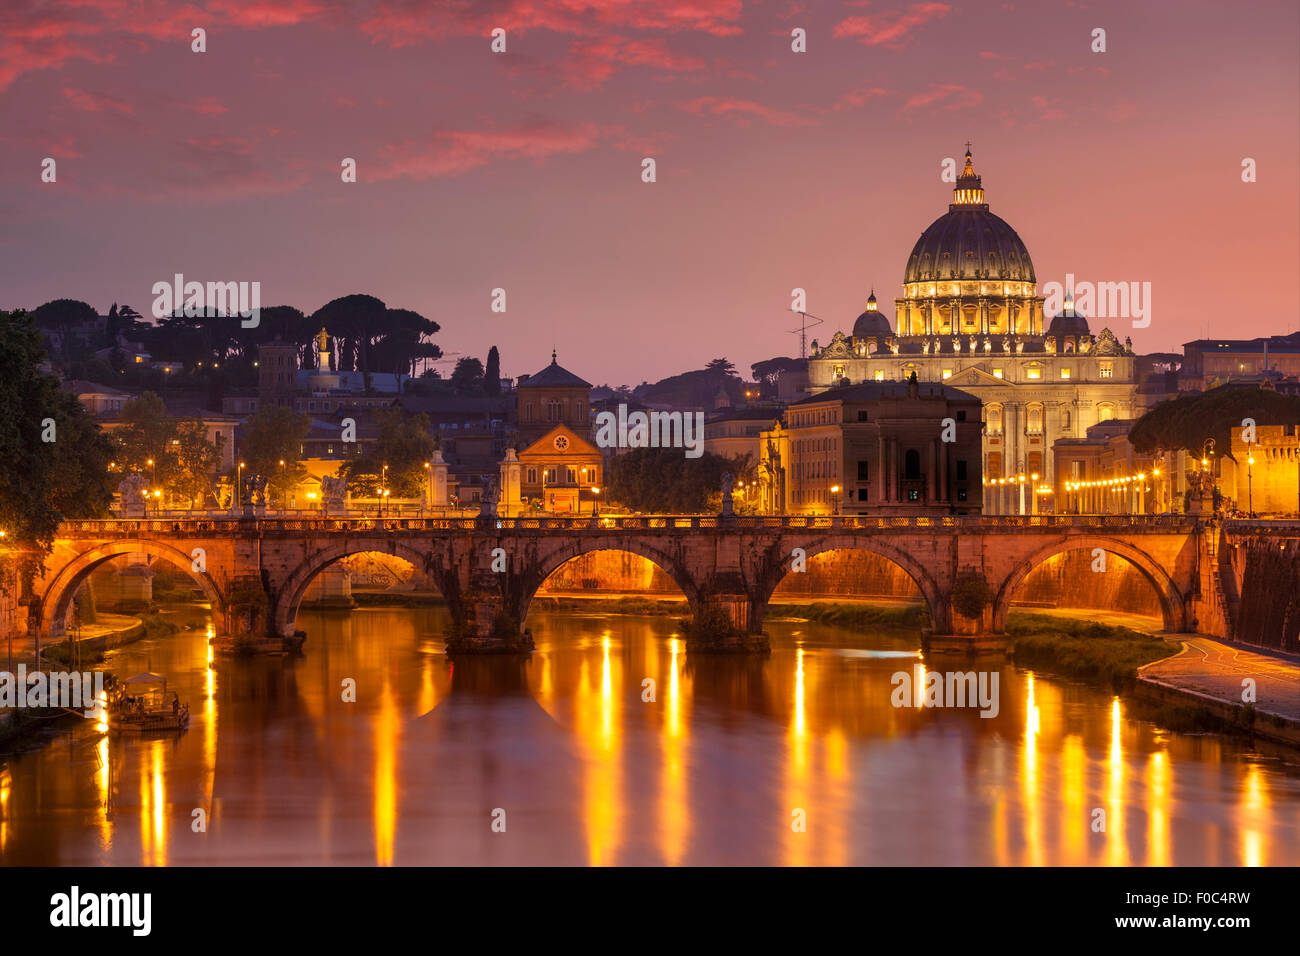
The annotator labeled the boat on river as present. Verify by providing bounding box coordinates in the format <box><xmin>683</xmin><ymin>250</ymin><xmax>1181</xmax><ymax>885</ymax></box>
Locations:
<box><xmin>108</xmin><ymin>673</ymin><xmax>190</xmax><ymax>735</ymax></box>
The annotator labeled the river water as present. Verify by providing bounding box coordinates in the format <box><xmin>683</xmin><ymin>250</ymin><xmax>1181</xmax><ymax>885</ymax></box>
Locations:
<box><xmin>1</xmin><ymin>605</ymin><xmax>1298</xmax><ymax>865</ymax></box>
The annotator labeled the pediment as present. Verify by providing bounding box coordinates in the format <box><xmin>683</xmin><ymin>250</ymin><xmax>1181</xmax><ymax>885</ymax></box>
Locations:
<box><xmin>947</xmin><ymin>366</ymin><xmax>1012</xmax><ymax>387</ymax></box>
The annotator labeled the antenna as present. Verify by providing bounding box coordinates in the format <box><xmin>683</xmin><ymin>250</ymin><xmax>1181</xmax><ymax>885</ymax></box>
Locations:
<box><xmin>789</xmin><ymin>311</ymin><xmax>825</xmax><ymax>360</ymax></box>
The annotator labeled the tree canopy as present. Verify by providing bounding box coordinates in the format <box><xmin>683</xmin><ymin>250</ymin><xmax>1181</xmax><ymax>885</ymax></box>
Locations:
<box><xmin>340</xmin><ymin>409</ymin><xmax>437</xmax><ymax>497</ymax></box>
<box><xmin>607</xmin><ymin>447</ymin><xmax>737</xmax><ymax>513</ymax></box>
<box><xmin>112</xmin><ymin>392</ymin><xmax>224</xmax><ymax>506</ymax></box>
<box><xmin>0</xmin><ymin>309</ymin><xmax>114</xmax><ymax>581</ymax></box>
<box><xmin>240</xmin><ymin>406</ymin><xmax>310</xmax><ymax>505</ymax></box>
<box><xmin>1129</xmin><ymin>386</ymin><xmax>1300</xmax><ymax>460</ymax></box>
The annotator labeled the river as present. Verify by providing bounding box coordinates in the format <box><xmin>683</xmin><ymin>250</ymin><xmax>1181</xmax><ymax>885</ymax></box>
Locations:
<box><xmin>1</xmin><ymin>605</ymin><xmax>1297</xmax><ymax>865</ymax></box>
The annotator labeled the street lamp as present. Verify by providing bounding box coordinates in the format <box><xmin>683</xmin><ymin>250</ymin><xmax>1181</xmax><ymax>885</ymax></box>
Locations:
<box><xmin>237</xmin><ymin>461</ymin><xmax>246</xmax><ymax>507</ymax></box>
<box><xmin>381</xmin><ymin>463</ymin><xmax>389</xmax><ymax>516</ymax></box>
<box><xmin>830</xmin><ymin>484</ymin><xmax>840</xmax><ymax>516</ymax></box>
<box><xmin>591</xmin><ymin>486</ymin><xmax>601</xmax><ymax>517</ymax></box>
<box><xmin>1247</xmin><ymin>453</ymin><xmax>1254</xmax><ymax>517</ymax></box>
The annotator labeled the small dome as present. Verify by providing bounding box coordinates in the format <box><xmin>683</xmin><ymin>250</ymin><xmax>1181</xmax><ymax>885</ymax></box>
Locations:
<box><xmin>1046</xmin><ymin>290</ymin><xmax>1090</xmax><ymax>335</ymax></box>
<box><xmin>852</xmin><ymin>290</ymin><xmax>893</xmax><ymax>336</ymax></box>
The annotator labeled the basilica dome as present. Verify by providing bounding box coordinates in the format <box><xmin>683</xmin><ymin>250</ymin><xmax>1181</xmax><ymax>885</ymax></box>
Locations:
<box><xmin>902</xmin><ymin>150</ymin><xmax>1036</xmax><ymax>286</ymax></box>
<box><xmin>852</xmin><ymin>291</ymin><xmax>892</xmax><ymax>336</ymax></box>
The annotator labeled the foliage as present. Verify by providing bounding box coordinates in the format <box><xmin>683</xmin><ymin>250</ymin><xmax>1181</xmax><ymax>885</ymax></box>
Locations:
<box><xmin>634</xmin><ymin>362</ymin><xmax>745</xmax><ymax>409</ymax></box>
<box><xmin>484</xmin><ymin>346</ymin><xmax>501</xmax><ymax>396</ymax></box>
<box><xmin>0</xmin><ymin>310</ymin><xmax>114</xmax><ymax>581</ymax></box>
<box><xmin>776</xmin><ymin>601</ymin><xmax>931</xmax><ymax>629</ymax></box>
<box><xmin>1129</xmin><ymin>386</ymin><xmax>1300</xmax><ymax>460</ymax></box>
<box><xmin>951</xmin><ymin>575</ymin><xmax>993</xmax><ymax>620</ymax></box>
<box><xmin>607</xmin><ymin>447</ymin><xmax>735</xmax><ymax>512</ymax></box>
<box><xmin>451</xmin><ymin>356</ymin><xmax>485</xmax><ymax>395</ymax></box>
<box><xmin>1006</xmin><ymin>613</ymin><xmax>1174</xmax><ymax>691</ymax></box>
<box><xmin>32</xmin><ymin>298</ymin><xmax>98</xmax><ymax>365</ymax></box>
<box><xmin>750</xmin><ymin>356</ymin><xmax>805</xmax><ymax>397</ymax></box>
<box><xmin>240</xmin><ymin>406</ymin><xmax>310</xmax><ymax>505</ymax></box>
<box><xmin>112</xmin><ymin>392</ymin><xmax>223</xmax><ymax>506</ymax></box>
<box><xmin>340</xmin><ymin>408</ymin><xmax>437</xmax><ymax>496</ymax></box>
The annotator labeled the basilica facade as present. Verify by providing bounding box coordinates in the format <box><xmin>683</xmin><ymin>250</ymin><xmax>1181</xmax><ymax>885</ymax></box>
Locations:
<box><xmin>807</xmin><ymin>149</ymin><xmax>1138</xmax><ymax>513</ymax></box>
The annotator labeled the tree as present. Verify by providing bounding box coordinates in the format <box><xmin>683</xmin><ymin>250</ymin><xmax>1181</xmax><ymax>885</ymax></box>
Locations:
<box><xmin>32</xmin><ymin>298</ymin><xmax>98</xmax><ymax>366</ymax></box>
<box><xmin>1129</xmin><ymin>386</ymin><xmax>1300</xmax><ymax>461</ymax></box>
<box><xmin>451</xmin><ymin>356</ymin><xmax>485</xmax><ymax>395</ymax></box>
<box><xmin>607</xmin><ymin>447</ymin><xmax>735</xmax><ymax>513</ymax></box>
<box><xmin>705</xmin><ymin>357</ymin><xmax>736</xmax><ymax>375</ymax></box>
<box><xmin>0</xmin><ymin>310</ymin><xmax>114</xmax><ymax>586</ymax></box>
<box><xmin>340</xmin><ymin>409</ymin><xmax>436</xmax><ymax>497</ymax></box>
<box><xmin>112</xmin><ymin>392</ymin><xmax>222</xmax><ymax>505</ymax></box>
<box><xmin>484</xmin><ymin>346</ymin><xmax>501</xmax><ymax>396</ymax></box>
<box><xmin>751</xmin><ymin>356</ymin><xmax>805</xmax><ymax>398</ymax></box>
<box><xmin>241</xmin><ymin>407</ymin><xmax>310</xmax><ymax>506</ymax></box>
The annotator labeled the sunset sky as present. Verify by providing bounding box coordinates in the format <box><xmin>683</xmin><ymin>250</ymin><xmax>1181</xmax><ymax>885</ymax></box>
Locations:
<box><xmin>2</xmin><ymin>0</ymin><xmax>1297</xmax><ymax>385</ymax></box>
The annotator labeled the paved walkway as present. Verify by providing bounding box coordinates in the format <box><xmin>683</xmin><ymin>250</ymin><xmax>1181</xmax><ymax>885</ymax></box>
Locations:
<box><xmin>1141</xmin><ymin>635</ymin><xmax>1300</xmax><ymax>722</ymax></box>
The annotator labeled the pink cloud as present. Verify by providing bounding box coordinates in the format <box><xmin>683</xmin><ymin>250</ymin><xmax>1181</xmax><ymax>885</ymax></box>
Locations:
<box><xmin>179</xmin><ymin>96</ymin><xmax>229</xmax><ymax>115</ymax></box>
<box><xmin>833</xmin><ymin>3</ymin><xmax>952</xmax><ymax>48</ymax></box>
<box><xmin>835</xmin><ymin>86</ymin><xmax>890</xmax><ymax>110</ymax></box>
<box><xmin>901</xmin><ymin>83</ymin><xmax>983</xmax><ymax>112</ymax></box>
<box><xmin>372</xmin><ymin>121</ymin><xmax>605</xmax><ymax>181</ymax></box>
<box><xmin>62</xmin><ymin>86</ymin><xmax>134</xmax><ymax>115</ymax></box>
<box><xmin>562</xmin><ymin>34</ymin><xmax>707</xmax><ymax>90</ymax></box>
<box><xmin>680</xmin><ymin>96</ymin><xmax>816</xmax><ymax>127</ymax></box>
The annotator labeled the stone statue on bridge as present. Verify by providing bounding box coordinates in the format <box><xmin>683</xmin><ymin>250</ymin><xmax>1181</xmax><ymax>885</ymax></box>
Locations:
<box><xmin>720</xmin><ymin>472</ymin><xmax>734</xmax><ymax>518</ymax></box>
<box><xmin>320</xmin><ymin>475</ymin><xmax>347</xmax><ymax>513</ymax></box>
<box><xmin>117</xmin><ymin>474</ymin><xmax>148</xmax><ymax>517</ymax></box>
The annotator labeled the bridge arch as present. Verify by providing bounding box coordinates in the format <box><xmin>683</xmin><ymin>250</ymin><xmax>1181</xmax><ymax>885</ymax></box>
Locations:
<box><xmin>757</xmin><ymin>534</ymin><xmax>949</xmax><ymax>633</ymax></box>
<box><xmin>518</xmin><ymin>538</ymin><xmax>701</xmax><ymax>627</ymax></box>
<box><xmin>992</xmin><ymin>535</ymin><xmax>1186</xmax><ymax>633</ymax></box>
<box><xmin>274</xmin><ymin>540</ymin><xmax>434</xmax><ymax>638</ymax></box>
<box><xmin>39</xmin><ymin>539</ymin><xmax>224</xmax><ymax>639</ymax></box>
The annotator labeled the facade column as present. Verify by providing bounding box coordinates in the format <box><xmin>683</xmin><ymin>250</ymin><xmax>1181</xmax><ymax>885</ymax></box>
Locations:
<box><xmin>876</xmin><ymin>433</ymin><xmax>887</xmax><ymax>505</ymax></box>
<box><xmin>939</xmin><ymin>437</ymin><xmax>949</xmax><ymax>504</ymax></box>
<box><xmin>927</xmin><ymin>440</ymin><xmax>937</xmax><ymax>504</ymax></box>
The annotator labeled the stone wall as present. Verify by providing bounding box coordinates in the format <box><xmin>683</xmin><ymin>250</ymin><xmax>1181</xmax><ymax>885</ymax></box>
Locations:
<box><xmin>1015</xmin><ymin>550</ymin><xmax>1163</xmax><ymax>618</ymax></box>
<box><xmin>537</xmin><ymin>550</ymin><xmax>680</xmax><ymax>593</ymax></box>
<box><xmin>1235</xmin><ymin>541</ymin><xmax>1300</xmax><ymax>652</ymax></box>
<box><xmin>770</xmin><ymin>550</ymin><xmax>920</xmax><ymax>599</ymax></box>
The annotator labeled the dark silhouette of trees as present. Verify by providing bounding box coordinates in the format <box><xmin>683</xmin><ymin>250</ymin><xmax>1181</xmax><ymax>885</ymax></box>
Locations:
<box><xmin>484</xmin><ymin>346</ymin><xmax>501</xmax><ymax>396</ymax></box>
<box><xmin>451</xmin><ymin>356</ymin><xmax>485</xmax><ymax>395</ymax></box>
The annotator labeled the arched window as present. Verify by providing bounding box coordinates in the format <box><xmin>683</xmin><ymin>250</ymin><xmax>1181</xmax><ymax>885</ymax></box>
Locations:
<box><xmin>905</xmin><ymin>449</ymin><xmax>921</xmax><ymax>480</ymax></box>
<box><xmin>1097</xmin><ymin>403</ymin><xmax>1115</xmax><ymax>422</ymax></box>
<box><xmin>1027</xmin><ymin>403</ymin><xmax>1043</xmax><ymax>434</ymax></box>
<box><xmin>987</xmin><ymin>405</ymin><xmax>1002</xmax><ymax>435</ymax></box>
<box><xmin>1061</xmin><ymin>410</ymin><xmax>1072</xmax><ymax>431</ymax></box>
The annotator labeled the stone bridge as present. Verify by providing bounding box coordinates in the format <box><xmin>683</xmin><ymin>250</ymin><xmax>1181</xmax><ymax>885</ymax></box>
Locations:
<box><xmin>30</xmin><ymin>513</ymin><xmax>1219</xmax><ymax>654</ymax></box>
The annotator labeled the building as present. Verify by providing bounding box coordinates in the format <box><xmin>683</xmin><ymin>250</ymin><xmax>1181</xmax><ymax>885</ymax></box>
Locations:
<box><xmin>1181</xmin><ymin>332</ymin><xmax>1300</xmax><ymax>390</ymax></box>
<box><xmin>759</xmin><ymin>377</ymin><xmax>982</xmax><ymax>515</ymax></box>
<box><xmin>703</xmin><ymin>406</ymin><xmax>783</xmax><ymax>464</ymax></box>
<box><xmin>1053</xmin><ymin>420</ymin><xmax>1160</xmax><ymax>515</ymax></box>
<box><xmin>1227</xmin><ymin>424</ymin><xmax>1299</xmax><ymax>516</ymax></box>
<box><xmin>807</xmin><ymin>149</ymin><xmax>1138</xmax><ymax>512</ymax></box>
<box><xmin>516</xmin><ymin>351</ymin><xmax>592</xmax><ymax>446</ymax></box>
<box><xmin>516</xmin><ymin>424</ymin><xmax>604</xmax><ymax>515</ymax></box>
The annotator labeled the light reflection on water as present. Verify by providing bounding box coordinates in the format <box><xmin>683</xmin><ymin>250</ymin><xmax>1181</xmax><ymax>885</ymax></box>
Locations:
<box><xmin>0</xmin><ymin>606</ymin><xmax>1297</xmax><ymax>866</ymax></box>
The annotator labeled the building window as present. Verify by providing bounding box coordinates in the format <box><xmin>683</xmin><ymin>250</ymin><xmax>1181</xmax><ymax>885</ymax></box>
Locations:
<box><xmin>857</xmin><ymin>489</ymin><xmax>869</xmax><ymax>502</ymax></box>
<box><xmin>857</xmin><ymin>461</ymin><xmax>870</xmax><ymax>481</ymax></box>
<box><xmin>907</xmin><ymin>489</ymin><xmax>920</xmax><ymax>502</ymax></box>
<box><xmin>992</xmin><ymin>368</ymin><xmax>1003</xmax><ymax>378</ymax></box>
<box><xmin>874</xmin><ymin>370</ymin><xmax>885</xmax><ymax>382</ymax></box>
<box><xmin>904</xmin><ymin>449</ymin><xmax>920</xmax><ymax>480</ymax></box>
<box><xmin>857</xmin><ymin>410</ymin><xmax>869</xmax><ymax>422</ymax></box>
<box><xmin>566</xmin><ymin>466</ymin><xmax>576</xmax><ymax>483</ymax></box>
<box><xmin>1062</xmin><ymin>410</ymin><xmax>1071</xmax><ymax>430</ymax></box>
<box><xmin>1026</xmin><ymin>365</ymin><xmax>1042</xmax><ymax>380</ymax></box>
<box><xmin>957</xmin><ymin>410</ymin><xmax>966</xmax><ymax>421</ymax></box>
<box><xmin>1098</xmin><ymin>403</ymin><xmax>1116</xmax><ymax>422</ymax></box>
<box><xmin>987</xmin><ymin>405</ymin><xmax>1002</xmax><ymax>435</ymax></box>
<box><xmin>527</xmin><ymin>468</ymin><xmax>537</xmax><ymax>483</ymax></box>
<box><xmin>942</xmin><ymin>368</ymin><xmax>952</xmax><ymax>379</ymax></box>
<box><xmin>1027</xmin><ymin>404</ymin><xmax>1043</xmax><ymax>434</ymax></box>
<box><xmin>1059</xmin><ymin>368</ymin><xmax>1071</xmax><ymax>380</ymax></box>
<box><xmin>1100</xmin><ymin>362</ymin><xmax>1113</xmax><ymax>379</ymax></box>
<box><xmin>956</xmin><ymin>460</ymin><xmax>968</xmax><ymax>481</ymax></box>
<box><xmin>957</xmin><ymin>487</ymin><xmax>968</xmax><ymax>501</ymax></box>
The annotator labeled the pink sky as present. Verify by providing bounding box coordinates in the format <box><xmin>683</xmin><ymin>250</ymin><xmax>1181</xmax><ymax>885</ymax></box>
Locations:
<box><xmin>2</xmin><ymin>0</ymin><xmax>1297</xmax><ymax>385</ymax></box>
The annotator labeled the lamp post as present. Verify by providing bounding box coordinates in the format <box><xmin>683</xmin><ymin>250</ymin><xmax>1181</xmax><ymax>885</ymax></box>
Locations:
<box><xmin>1030</xmin><ymin>473</ymin><xmax>1039</xmax><ymax>515</ymax></box>
<box><xmin>591</xmin><ymin>486</ymin><xmax>601</xmax><ymax>517</ymax></box>
<box><xmin>1247</xmin><ymin>453</ymin><xmax>1254</xmax><ymax>517</ymax></box>
<box><xmin>381</xmin><ymin>463</ymin><xmax>388</xmax><ymax>517</ymax></box>
<box><xmin>237</xmin><ymin>461</ymin><xmax>246</xmax><ymax>508</ymax></box>
<box><xmin>830</xmin><ymin>484</ymin><xmax>840</xmax><ymax>516</ymax></box>
<box><xmin>279</xmin><ymin>459</ymin><xmax>286</xmax><ymax>511</ymax></box>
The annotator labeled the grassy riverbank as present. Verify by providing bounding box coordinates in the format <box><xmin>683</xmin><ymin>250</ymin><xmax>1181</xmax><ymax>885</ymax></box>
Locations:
<box><xmin>1005</xmin><ymin>613</ymin><xmax>1173</xmax><ymax>691</ymax></box>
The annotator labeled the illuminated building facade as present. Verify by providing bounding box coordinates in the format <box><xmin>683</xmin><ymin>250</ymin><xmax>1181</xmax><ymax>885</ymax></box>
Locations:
<box><xmin>807</xmin><ymin>149</ymin><xmax>1139</xmax><ymax>513</ymax></box>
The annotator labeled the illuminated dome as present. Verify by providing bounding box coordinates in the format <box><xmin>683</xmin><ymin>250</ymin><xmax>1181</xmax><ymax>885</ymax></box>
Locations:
<box><xmin>903</xmin><ymin>150</ymin><xmax>1036</xmax><ymax>285</ymax></box>
<box><xmin>1046</xmin><ymin>290</ymin><xmax>1090</xmax><ymax>336</ymax></box>
<box><xmin>852</xmin><ymin>291</ymin><xmax>892</xmax><ymax>336</ymax></box>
